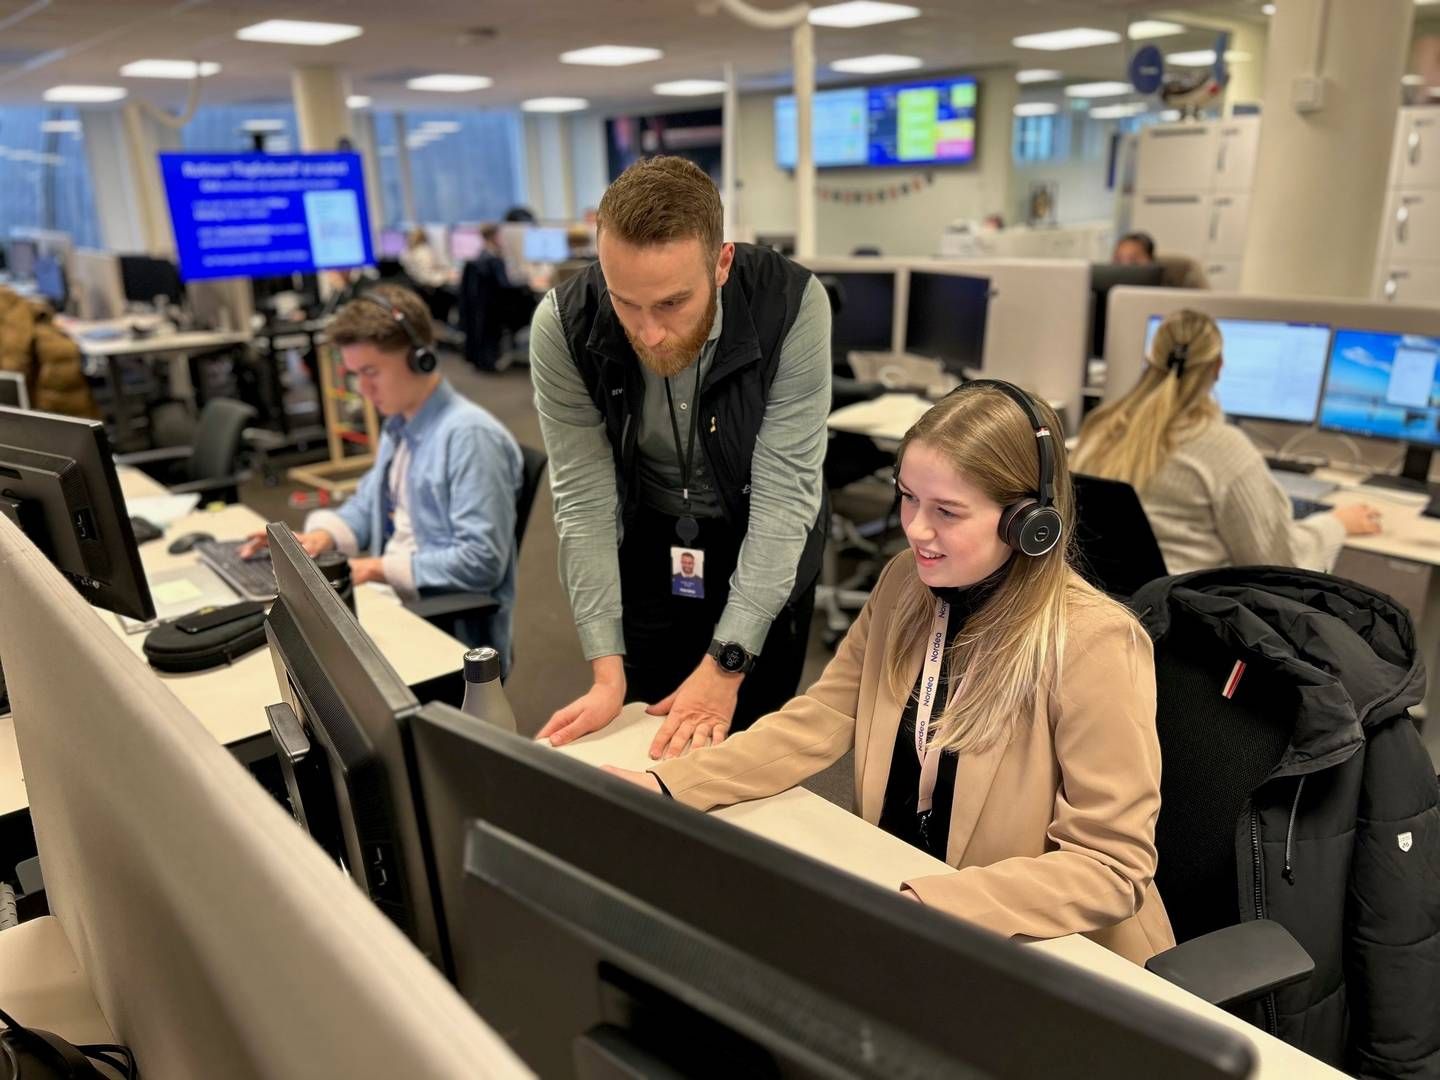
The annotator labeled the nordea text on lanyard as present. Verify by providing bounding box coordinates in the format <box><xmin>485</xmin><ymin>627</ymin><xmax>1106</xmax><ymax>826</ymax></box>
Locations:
<box><xmin>914</xmin><ymin>596</ymin><xmax>954</xmax><ymax>814</ymax></box>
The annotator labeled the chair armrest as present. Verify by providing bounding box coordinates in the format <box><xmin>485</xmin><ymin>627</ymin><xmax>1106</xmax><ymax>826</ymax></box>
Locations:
<box><xmin>114</xmin><ymin>445</ymin><xmax>193</xmax><ymax>469</ymax></box>
<box><xmin>403</xmin><ymin>592</ymin><xmax>500</xmax><ymax>620</ymax></box>
<box><xmin>1144</xmin><ymin>919</ymin><xmax>1313</xmax><ymax>1008</ymax></box>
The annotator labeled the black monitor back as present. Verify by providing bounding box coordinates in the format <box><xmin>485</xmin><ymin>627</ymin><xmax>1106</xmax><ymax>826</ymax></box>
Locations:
<box><xmin>409</xmin><ymin>704</ymin><xmax>1257</xmax><ymax>1080</ymax></box>
<box><xmin>1090</xmin><ymin>263</ymin><xmax>1165</xmax><ymax>359</ymax></box>
<box><xmin>33</xmin><ymin>255</ymin><xmax>67</xmax><ymax>310</ymax></box>
<box><xmin>0</xmin><ymin>407</ymin><xmax>152</xmax><ymax>620</ymax></box>
<box><xmin>262</xmin><ymin>525</ymin><xmax>443</xmax><ymax>962</ymax></box>
<box><xmin>905</xmin><ymin>271</ymin><xmax>990</xmax><ymax>375</ymax></box>
<box><xmin>119</xmin><ymin>255</ymin><xmax>184</xmax><ymax>306</ymax></box>
<box><xmin>7</xmin><ymin>239</ymin><xmax>37</xmax><ymax>279</ymax></box>
<box><xmin>823</xmin><ymin>270</ymin><xmax>896</xmax><ymax>368</ymax></box>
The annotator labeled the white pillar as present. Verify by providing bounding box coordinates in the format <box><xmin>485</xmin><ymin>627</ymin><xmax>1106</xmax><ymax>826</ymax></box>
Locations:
<box><xmin>793</xmin><ymin>20</ymin><xmax>815</xmax><ymax>258</ymax></box>
<box><xmin>393</xmin><ymin>114</ymin><xmax>418</xmax><ymax>224</ymax></box>
<box><xmin>722</xmin><ymin>62</ymin><xmax>739</xmax><ymax>240</ymax></box>
<box><xmin>290</xmin><ymin>65</ymin><xmax>352</xmax><ymax>151</ymax></box>
<box><xmin>1239</xmin><ymin>0</ymin><xmax>1414</xmax><ymax>298</ymax></box>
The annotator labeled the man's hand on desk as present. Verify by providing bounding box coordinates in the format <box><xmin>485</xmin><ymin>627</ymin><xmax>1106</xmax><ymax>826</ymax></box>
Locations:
<box><xmin>645</xmin><ymin>658</ymin><xmax>741</xmax><ymax>760</ymax></box>
<box><xmin>348</xmin><ymin>557</ymin><xmax>386</xmax><ymax>585</ymax></box>
<box><xmin>537</xmin><ymin>656</ymin><xmax>626</xmax><ymax>747</ymax></box>
<box><xmin>601</xmin><ymin>765</ymin><xmax>662</xmax><ymax>794</ymax></box>
<box><xmin>237</xmin><ymin>528</ymin><xmax>335</xmax><ymax>560</ymax></box>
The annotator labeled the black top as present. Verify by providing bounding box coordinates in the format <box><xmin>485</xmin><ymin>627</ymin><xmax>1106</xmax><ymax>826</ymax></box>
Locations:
<box><xmin>877</xmin><ymin>572</ymin><xmax>1003</xmax><ymax>860</ymax></box>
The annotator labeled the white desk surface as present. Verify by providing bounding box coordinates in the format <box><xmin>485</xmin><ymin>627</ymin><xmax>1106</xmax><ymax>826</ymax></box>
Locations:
<box><xmin>66</xmin><ymin>325</ymin><xmax>252</xmax><ymax>359</ymax></box>
<box><xmin>0</xmin><ymin>470</ymin><xmax>465</xmax><ymax>816</ymax></box>
<box><xmin>552</xmin><ymin>706</ymin><xmax>1344</xmax><ymax>1079</ymax></box>
<box><xmin>0</xmin><ymin>916</ymin><xmax>116</xmax><ymax>1047</ymax></box>
<box><xmin>1313</xmin><ymin>468</ymin><xmax>1440</xmax><ymax>568</ymax></box>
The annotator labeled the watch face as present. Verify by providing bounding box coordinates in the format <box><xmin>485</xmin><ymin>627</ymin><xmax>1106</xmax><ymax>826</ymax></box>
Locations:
<box><xmin>720</xmin><ymin>644</ymin><xmax>747</xmax><ymax>671</ymax></box>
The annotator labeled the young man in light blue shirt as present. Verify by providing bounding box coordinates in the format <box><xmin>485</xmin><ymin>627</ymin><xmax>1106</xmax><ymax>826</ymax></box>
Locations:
<box><xmin>242</xmin><ymin>285</ymin><xmax>523</xmax><ymax>669</ymax></box>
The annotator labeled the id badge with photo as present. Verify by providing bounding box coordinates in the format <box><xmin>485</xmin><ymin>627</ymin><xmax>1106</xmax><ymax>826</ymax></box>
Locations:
<box><xmin>670</xmin><ymin>545</ymin><xmax>705</xmax><ymax>599</ymax></box>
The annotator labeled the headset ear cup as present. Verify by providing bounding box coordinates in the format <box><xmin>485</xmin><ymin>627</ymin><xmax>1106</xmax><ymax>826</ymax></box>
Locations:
<box><xmin>411</xmin><ymin>346</ymin><xmax>438</xmax><ymax>374</ymax></box>
<box><xmin>1017</xmin><ymin>505</ymin><xmax>1063</xmax><ymax>557</ymax></box>
<box><xmin>998</xmin><ymin>498</ymin><xmax>1035</xmax><ymax>550</ymax></box>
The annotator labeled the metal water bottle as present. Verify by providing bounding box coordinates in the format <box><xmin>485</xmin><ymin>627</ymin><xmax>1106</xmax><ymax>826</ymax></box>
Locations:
<box><xmin>459</xmin><ymin>647</ymin><xmax>516</xmax><ymax>733</ymax></box>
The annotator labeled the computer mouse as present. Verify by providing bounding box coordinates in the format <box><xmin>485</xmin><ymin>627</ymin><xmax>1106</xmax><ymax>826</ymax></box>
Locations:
<box><xmin>167</xmin><ymin>531</ymin><xmax>214</xmax><ymax>555</ymax></box>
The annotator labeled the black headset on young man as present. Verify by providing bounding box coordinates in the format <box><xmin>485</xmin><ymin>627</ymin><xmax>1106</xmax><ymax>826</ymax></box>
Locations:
<box><xmin>959</xmin><ymin>379</ymin><xmax>1063</xmax><ymax>558</ymax></box>
<box><xmin>354</xmin><ymin>291</ymin><xmax>438</xmax><ymax>374</ymax></box>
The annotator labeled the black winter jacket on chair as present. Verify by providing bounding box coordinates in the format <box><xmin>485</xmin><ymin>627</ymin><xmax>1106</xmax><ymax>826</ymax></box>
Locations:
<box><xmin>1130</xmin><ymin>567</ymin><xmax>1440</xmax><ymax>1078</ymax></box>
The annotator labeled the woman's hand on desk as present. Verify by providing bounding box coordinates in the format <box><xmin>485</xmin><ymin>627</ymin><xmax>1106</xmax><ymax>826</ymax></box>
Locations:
<box><xmin>1334</xmin><ymin>504</ymin><xmax>1383</xmax><ymax>537</ymax></box>
<box><xmin>601</xmin><ymin>766</ymin><xmax>662</xmax><ymax>794</ymax></box>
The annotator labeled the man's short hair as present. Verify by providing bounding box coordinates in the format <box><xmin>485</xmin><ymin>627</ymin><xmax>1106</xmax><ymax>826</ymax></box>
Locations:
<box><xmin>1120</xmin><ymin>231</ymin><xmax>1156</xmax><ymax>259</ymax></box>
<box><xmin>480</xmin><ymin>223</ymin><xmax>501</xmax><ymax>243</ymax></box>
<box><xmin>597</xmin><ymin>155</ymin><xmax>723</xmax><ymax>260</ymax></box>
<box><xmin>329</xmin><ymin>284</ymin><xmax>434</xmax><ymax>353</ymax></box>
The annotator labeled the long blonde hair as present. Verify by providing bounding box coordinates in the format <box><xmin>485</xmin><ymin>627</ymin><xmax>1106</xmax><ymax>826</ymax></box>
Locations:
<box><xmin>1072</xmin><ymin>309</ymin><xmax>1224</xmax><ymax>490</ymax></box>
<box><xmin>885</xmin><ymin>384</ymin><xmax>1083</xmax><ymax>755</ymax></box>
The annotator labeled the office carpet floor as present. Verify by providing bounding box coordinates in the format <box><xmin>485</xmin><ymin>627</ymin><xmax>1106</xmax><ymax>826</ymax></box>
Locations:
<box><xmin>239</xmin><ymin>345</ymin><xmax>863</xmax><ymax>809</ymax></box>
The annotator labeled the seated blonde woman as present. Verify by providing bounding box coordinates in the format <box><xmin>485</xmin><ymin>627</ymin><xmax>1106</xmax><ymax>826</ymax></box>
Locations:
<box><xmin>1072</xmin><ymin>309</ymin><xmax>1380</xmax><ymax>573</ymax></box>
<box><xmin>608</xmin><ymin>381</ymin><xmax>1174</xmax><ymax>965</ymax></box>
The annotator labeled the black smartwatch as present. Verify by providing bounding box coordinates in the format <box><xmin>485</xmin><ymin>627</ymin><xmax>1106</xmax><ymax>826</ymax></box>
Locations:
<box><xmin>707</xmin><ymin>639</ymin><xmax>757</xmax><ymax>675</ymax></box>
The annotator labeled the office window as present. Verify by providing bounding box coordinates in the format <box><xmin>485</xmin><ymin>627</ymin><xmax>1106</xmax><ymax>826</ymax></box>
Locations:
<box><xmin>405</xmin><ymin>109</ymin><xmax>523</xmax><ymax>223</ymax></box>
<box><xmin>1013</xmin><ymin>113</ymin><xmax>1070</xmax><ymax>164</ymax></box>
<box><xmin>0</xmin><ymin>106</ymin><xmax>101</xmax><ymax>249</ymax></box>
<box><xmin>179</xmin><ymin>103</ymin><xmax>300</xmax><ymax>153</ymax></box>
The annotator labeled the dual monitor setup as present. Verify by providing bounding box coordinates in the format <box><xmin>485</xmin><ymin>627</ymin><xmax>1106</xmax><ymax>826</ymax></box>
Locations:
<box><xmin>1141</xmin><ymin>314</ymin><xmax>1440</xmax><ymax>490</ymax></box>
<box><xmin>823</xmin><ymin>267</ymin><xmax>991</xmax><ymax>378</ymax></box>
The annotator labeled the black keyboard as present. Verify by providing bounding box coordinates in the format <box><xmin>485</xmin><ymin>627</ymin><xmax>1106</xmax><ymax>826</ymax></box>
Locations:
<box><xmin>195</xmin><ymin>539</ymin><xmax>277</xmax><ymax>601</ymax></box>
<box><xmin>1290</xmin><ymin>497</ymin><xmax>1332</xmax><ymax>521</ymax></box>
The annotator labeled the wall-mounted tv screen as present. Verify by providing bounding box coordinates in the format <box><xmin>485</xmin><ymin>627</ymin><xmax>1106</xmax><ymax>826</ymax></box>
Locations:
<box><xmin>158</xmin><ymin>151</ymin><xmax>375</xmax><ymax>281</ymax></box>
<box><xmin>775</xmin><ymin>76</ymin><xmax>978</xmax><ymax>169</ymax></box>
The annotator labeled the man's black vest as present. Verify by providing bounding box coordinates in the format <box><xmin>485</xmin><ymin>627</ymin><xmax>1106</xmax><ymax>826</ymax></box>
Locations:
<box><xmin>553</xmin><ymin>242</ymin><xmax>827</xmax><ymax>597</ymax></box>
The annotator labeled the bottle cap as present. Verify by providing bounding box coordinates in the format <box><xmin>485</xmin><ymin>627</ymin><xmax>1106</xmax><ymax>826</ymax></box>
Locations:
<box><xmin>464</xmin><ymin>647</ymin><xmax>501</xmax><ymax>683</ymax></box>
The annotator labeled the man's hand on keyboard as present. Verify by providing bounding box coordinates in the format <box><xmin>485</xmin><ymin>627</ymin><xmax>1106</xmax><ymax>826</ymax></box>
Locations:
<box><xmin>238</xmin><ymin>528</ymin><xmax>335</xmax><ymax>560</ymax></box>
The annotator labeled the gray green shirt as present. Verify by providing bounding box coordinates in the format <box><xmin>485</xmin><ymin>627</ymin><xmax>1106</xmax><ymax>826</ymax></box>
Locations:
<box><xmin>530</xmin><ymin>274</ymin><xmax>832</xmax><ymax>660</ymax></box>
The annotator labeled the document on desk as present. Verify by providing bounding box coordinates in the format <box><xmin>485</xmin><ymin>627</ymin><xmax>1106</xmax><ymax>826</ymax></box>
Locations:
<box><xmin>116</xmin><ymin>565</ymin><xmax>238</xmax><ymax>633</ymax></box>
<box><xmin>125</xmin><ymin>493</ymin><xmax>202</xmax><ymax>527</ymax></box>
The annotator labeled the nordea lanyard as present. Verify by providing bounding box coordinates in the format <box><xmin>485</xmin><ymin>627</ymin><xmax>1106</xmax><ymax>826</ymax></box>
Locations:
<box><xmin>914</xmin><ymin>597</ymin><xmax>952</xmax><ymax>814</ymax></box>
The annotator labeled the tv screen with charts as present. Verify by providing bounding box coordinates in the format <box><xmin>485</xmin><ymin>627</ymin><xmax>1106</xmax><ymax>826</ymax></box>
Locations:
<box><xmin>776</xmin><ymin>76</ymin><xmax>978</xmax><ymax>169</ymax></box>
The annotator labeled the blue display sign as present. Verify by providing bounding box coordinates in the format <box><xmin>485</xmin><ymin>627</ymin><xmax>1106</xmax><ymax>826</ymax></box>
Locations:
<box><xmin>158</xmin><ymin>151</ymin><xmax>375</xmax><ymax>281</ymax></box>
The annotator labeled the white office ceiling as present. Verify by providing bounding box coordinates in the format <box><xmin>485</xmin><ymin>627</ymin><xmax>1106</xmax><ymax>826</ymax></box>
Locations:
<box><xmin>0</xmin><ymin>0</ymin><xmax>1275</xmax><ymax>113</ymax></box>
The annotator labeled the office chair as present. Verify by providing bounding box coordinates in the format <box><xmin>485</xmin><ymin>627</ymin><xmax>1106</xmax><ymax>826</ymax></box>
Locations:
<box><xmin>1156</xmin><ymin>254</ymin><xmax>1210</xmax><ymax>290</ymax></box>
<box><xmin>1070</xmin><ymin>473</ymin><xmax>1168</xmax><ymax>599</ymax></box>
<box><xmin>115</xmin><ymin>397</ymin><xmax>257</xmax><ymax>504</ymax></box>
<box><xmin>402</xmin><ymin>444</ymin><xmax>548</xmax><ymax>651</ymax></box>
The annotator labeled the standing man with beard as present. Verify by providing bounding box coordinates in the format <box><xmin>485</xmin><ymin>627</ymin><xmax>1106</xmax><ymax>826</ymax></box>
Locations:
<box><xmin>532</xmin><ymin>156</ymin><xmax>831</xmax><ymax>760</ymax></box>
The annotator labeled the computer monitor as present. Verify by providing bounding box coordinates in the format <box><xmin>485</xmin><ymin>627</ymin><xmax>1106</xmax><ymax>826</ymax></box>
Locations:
<box><xmin>449</xmin><ymin>226</ymin><xmax>484</xmax><ymax>264</ymax></box>
<box><xmin>1143</xmin><ymin>315</ymin><xmax>1333</xmax><ymax>425</ymax></box>
<box><xmin>1091</xmin><ymin>263</ymin><xmax>1165</xmax><ymax>360</ymax></box>
<box><xmin>0</xmin><ymin>407</ymin><xmax>153</xmax><ymax>621</ymax></box>
<box><xmin>407</xmin><ymin>706</ymin><xmax>1257</xmax><ymax>1080</ymax></box>
<box><xmin>1319</xmin><ymin>328</ymin><xmax>1440</xmax><ymax>491</ymax></box>
<box><xmin>262</xmin><ymin>524</ymin><xmax>445</xmax><ymax>962</ymax></box>
<box><xmin>0</xmin><ymin>373</ymin><xmax>28</xmax><ymax>410</ymax></box>
<box><xmin>33</xmin><ymin>254</ymin><xmax>67</xmax><ymax>310</ymax></box>
<box><xmin>522</xmin><ymin>226</ymin><xmax>568</xmax><ymax>264</ymax></box>
<box><xmin>905</xmin><ymin>271</ymin><xmax>990</xmax><ymax>375</ymax></box>
<box><xmin>119</xmin><ymin>255</ymin><xmax>184</xmax><ymax>306</ymax></box>
<box><xmin>821</xmin><ymin>270</ymin><xmax>896</xmax><ymax>368</ymax></box>
<box><xmin>378</xmin><ymin>228</ymin><xmax>408</xmax><ymax>258</ymax></box>
<box><xmin>7</xmin><ymin>239</ymin><xmax>37</xmax><ymax>279</ymax></box>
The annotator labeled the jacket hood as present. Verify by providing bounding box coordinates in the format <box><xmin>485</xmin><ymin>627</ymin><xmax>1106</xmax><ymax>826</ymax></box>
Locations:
<box><xmin>1129</xmin><ymin>567</ymin><xmax>1423</xmax><ymax>780</ymax></box>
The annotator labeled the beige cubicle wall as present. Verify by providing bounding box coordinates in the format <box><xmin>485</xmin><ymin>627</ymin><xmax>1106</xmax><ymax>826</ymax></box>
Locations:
<box><xmin>1100</xmin><ymin>287</ymin><xmax>1440</xmax><ymax>470</ymax></box>
<box><xmin>802</xmin><ymin>256</ymin><xmax>1090</xmax><ymax>432</ymax></box>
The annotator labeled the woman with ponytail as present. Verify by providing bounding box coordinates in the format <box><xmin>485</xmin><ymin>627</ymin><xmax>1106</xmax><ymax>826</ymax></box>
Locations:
<box><xmin>1073</xmin><ymin>309</ymin><xmax>1381</xmax><ymax>573</ymax></box>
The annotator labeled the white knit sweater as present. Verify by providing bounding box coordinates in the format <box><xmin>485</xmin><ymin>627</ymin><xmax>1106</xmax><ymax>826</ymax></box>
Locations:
<box><xmin>1138</xmin><ymin>419</ymin><xmax>1347</xmax><ymax>574</ymax></box>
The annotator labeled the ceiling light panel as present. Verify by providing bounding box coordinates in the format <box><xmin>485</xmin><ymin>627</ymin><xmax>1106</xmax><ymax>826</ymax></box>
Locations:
<box><xmin>235</xmin><ymin>20</ymin><xmax>362</xmax><ymax>46</ymax></box>
<box><xmin>560</xmin><ymin>45</ymin><xmax>663</xmax><ymax>66</ymax></box>
<box><xmin>1012</xmin><ymin>28</ymin><xmax>1122</xmax><ymax>50</ymax></box>
<box><xmin>407</xmin><ymin>74</ymin><xmax>493</xmax><ymax>92</ymax></box>
<box><xmin>830</xmin><ymin>54</ymin><xmax>923</xmax><ymax>74</ymax></box>
<box><xmin>808</xmin><ymin>2</ymin><xmax>920</xmax><ymax>28</ymax></box>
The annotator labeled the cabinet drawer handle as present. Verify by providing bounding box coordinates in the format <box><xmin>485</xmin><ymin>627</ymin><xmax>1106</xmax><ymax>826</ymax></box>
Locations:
<box><xmin>1397</xmin><ymin>204</ymin><xmax>1410</xmax><ymax>244</ymax></box>
<box><xmin>1410</xmin><ymin>130</ymin><xmax>1422</xmax><ymax>167</ymax></box>
<box><xmin>1385</xmin><ymin>276</ymin><xmax>1399</xmax><ymax>301</ymax></box>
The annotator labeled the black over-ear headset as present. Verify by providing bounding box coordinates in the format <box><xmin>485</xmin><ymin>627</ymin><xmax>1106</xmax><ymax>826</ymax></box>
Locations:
<box><xmin>962</xmin><ymin>379</ymin><xmax>1064</xmax><ymax>557</ymax></box>
<box><xmin>354</xmin><ymin>291</ymin><xmax>438</xmax><ymax>374</ymax></box>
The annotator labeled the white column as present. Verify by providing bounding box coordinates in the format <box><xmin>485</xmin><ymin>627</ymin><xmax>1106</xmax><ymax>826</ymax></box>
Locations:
<box><xmin>1240</xmin><ymin>0</ymin><xmax>1414</xmax><ymax>298</ymax></box>
<box><xmin>290</xmin><ymin>65</ymin><xmax>352</xmax><ymax>151</ymax></box>
<box><xmin>722</xmin><ymin>62</ymin><xmax>739</xmax><ymax>240</ymax></box>
<box><xmin>793</xmin><ymin>20</ymin><xmax>816</xmax><ymax>258</ymax></box>
<box><xmin>393</xmin><ymin>114</ymin><xmax>418</xmax><ymax>224</ymax></box>
<box><xmin>348</xmin><ymin>108</ymin><xmax>387</xmax><ymax>237</ymax></box>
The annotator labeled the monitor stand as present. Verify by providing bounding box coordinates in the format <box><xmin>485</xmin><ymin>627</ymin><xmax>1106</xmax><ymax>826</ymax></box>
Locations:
<box><xmin>1365</xmin><ymin>444</ymin><xmax>1438</xmax><ymax>495</ymax></box>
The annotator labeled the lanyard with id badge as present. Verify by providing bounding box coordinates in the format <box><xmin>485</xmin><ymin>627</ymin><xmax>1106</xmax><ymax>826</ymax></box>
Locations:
<box><xmin>666</xmin><ymin>365</ymin><xmax>706</xmax><ymax>600</ymax></box>
<box><xmin>914</xmin><ymin>596</ymin><xmax>954</xmax><ymax>849</ymax></box>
